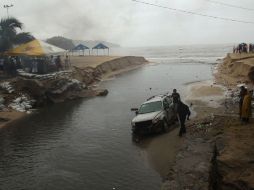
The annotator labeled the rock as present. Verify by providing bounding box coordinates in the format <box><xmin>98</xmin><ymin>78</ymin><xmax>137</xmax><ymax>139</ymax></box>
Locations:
<box><xmin>195</xmin><ymin>162</ymin><xmax>209</xmax><ymax>173</ymax></box>
<box><xmin>0</xmin><ymin>96</ymin><xmax>4</xmax><ymax>110</ymax></box>
<box><xmin>0</xmin><ymin>96</ymin><xmax>4</xmax><ymax>104</ymax></box>
<box><xmin>97</xmin><ymin>89</ymin><xmax>109</xmax><ymax>96</ymax></box>
<box><xmin>0</xmin><ymin>117</ymin><xmax>9</xmax><ymax>122</ymax></box>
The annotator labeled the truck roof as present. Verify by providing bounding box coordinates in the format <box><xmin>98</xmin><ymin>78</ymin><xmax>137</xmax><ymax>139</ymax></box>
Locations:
<box><xmin>144</xmin><ymin>95</ymin><xmax>167</xmax><ymax>104</ymax></box>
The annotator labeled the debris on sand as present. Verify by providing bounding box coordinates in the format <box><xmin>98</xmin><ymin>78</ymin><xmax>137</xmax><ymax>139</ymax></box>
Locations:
<box><xmin>188</xmin><ymin>114</ymin><xmax>215</xmax><ymax>134</ymax></box>
<box><xmin>0</xmin><ymin>82</ymin><xmax>15</xmax><ymax>94</ymax></box>
<box><xmin>0</xmin><ymin>95</ymin><xmax>5</xmax><ymax>110</ymax></box>
<box><xmin>17</xmin><ymin>69</ymin><xmax>72</xmax><ymax>80</ymax></box>
<box><xmin>50</xmin><ymin>78</ymin><xmax>84</xmax><ymax>95</ymax></box>
<box><xmin>8</xmin><ymin>94</ymin><xmax>35</xmax><ymax>113</ymax></box>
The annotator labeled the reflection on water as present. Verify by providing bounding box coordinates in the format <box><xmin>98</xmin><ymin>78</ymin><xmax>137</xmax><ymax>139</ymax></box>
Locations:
<box><xmin>0</xmin><ymin>63</ymin><xmax>213</xmax><ymax>190</ymax></box>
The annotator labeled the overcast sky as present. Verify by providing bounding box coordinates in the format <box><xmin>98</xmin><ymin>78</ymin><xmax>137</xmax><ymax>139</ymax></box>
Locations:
<box><xmin>1</xmin><ymin>0</ymin><xmax>254</xmax><ymax>46</ymax></box>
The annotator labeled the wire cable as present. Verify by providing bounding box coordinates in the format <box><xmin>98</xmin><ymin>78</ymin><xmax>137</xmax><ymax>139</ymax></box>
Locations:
<box><xmin>207</xmin><ymin>0</ymin><xmax>254</xmax><ymax>12</ymax></box>
<box><xmin>132</xmin><ymin>0</ymin><xmax>254</xmax><ymax>24</ymax></box>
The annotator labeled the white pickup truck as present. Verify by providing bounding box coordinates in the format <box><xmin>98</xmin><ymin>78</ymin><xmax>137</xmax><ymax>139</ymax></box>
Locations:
<box><xmin>131</xmin><ymin>94</ymin><xmax>176</xmax><ymax>134</ymax></box>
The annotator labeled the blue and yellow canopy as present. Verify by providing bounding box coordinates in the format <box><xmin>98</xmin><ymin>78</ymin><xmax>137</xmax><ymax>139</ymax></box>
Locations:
<box><xmin>6</xmin><ymin>39</ymin><xmax>66</xmax><ymax>56</ymax></box>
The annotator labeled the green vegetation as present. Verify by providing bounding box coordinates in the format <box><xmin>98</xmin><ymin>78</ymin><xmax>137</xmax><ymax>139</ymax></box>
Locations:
<box><xmin>0</xmin><ymin>17</ymin><xmax>34</xmax><ymax>53</ymax></box>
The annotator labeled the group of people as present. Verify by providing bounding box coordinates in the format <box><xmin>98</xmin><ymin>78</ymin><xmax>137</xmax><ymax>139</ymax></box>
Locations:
<box><xmin>0</xmin><ymin>55</ymin><xmax>71</xmax><ymax>76</ymax></box>
<box><xmin>239</xmin><ymin>86</ymin><xmax>253</xmax><ymax>124</ymax></box>
<box><xmin>233</xmin><ymin>43</ymin><xmax>254</xmax><ymax>54</ymax></box>
<box><xmin>171</xmin><ymin>89</ymin><xmax>191</xmax><ymax>137</ymax></box>
<box><xmin>50</xmin><ymin>55</ymin><xmax>71</xmax><ymax>71</ymax></box>
<box><xmin>170</xmin><ymin>85</ymin><xmax>252</xmax><ymax>137</ymax></box>
<box><xmin>0</xmin><ymin>56</ymin><xmax>23</xmax><ymax>76</ymax></box>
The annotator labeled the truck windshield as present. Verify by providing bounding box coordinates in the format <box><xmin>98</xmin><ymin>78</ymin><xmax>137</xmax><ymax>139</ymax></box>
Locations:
<box><xmin>139</xmin><ymin>101</ymin><xmax>162</xmax><ymax>114</ymax></box>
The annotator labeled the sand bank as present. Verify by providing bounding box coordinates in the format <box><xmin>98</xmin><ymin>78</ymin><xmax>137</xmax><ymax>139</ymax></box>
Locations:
<box><xmin>69</xmin><ymin>56</ymin><xmax>120</xmax><ymax>68</ymax></box>
<box><xmin>0</xmin><ymin>111</ymin><xmax>26</xmax><ymax>128</ymax></box>
<box><xmin>162</xmin><ymin>53</ymin><xmax>254</xmax><ymax>189</ymax></box>
<box><xmin>215</xmin><ymin>53</ymin><xmax>254</xmax><ymax>88</ymax></box>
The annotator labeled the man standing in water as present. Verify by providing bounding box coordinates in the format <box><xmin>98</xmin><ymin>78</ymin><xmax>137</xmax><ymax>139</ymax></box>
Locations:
<box><xmin>177</xmin><ymin>101</ymin><xmax>191</xmax><ymax>137</ymax></box>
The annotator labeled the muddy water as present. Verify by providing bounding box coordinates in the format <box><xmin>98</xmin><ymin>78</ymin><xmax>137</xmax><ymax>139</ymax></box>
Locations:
<box><xmin>0</xmin><ymin>63</ymin><xmax>212</xmax><ymax>190</ymax></box>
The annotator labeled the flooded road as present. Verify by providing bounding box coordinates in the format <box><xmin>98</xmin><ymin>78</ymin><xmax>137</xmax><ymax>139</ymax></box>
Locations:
<box><xmin>0</xmin><ymin>63</ymin><xmax>212</xmax><ymax>190</ymax></box>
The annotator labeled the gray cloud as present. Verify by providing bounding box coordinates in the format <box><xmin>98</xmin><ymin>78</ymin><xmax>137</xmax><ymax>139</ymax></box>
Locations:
<box><xmin>1</xmin><ymin>0</ymin><xmax>254</xmax><ymax>46</ymax></box>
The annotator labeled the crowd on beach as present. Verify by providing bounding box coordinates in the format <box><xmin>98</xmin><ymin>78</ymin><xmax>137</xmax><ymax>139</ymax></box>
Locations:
<box><xmin>0</xmin><ymin>55</ymin><xmax>71</xmax><ymax>77</ymax></box>
<box><xmin>233</xmin><ymin>43</ymin><xmax>254</xmax><ymax>53</ymax></box>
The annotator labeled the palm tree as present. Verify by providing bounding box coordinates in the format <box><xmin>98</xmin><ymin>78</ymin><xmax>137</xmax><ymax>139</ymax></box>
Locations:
<box><xmin>0</xmin><ymin>17</ymin><xmax>34</xmax><ymax>53</ymax></box>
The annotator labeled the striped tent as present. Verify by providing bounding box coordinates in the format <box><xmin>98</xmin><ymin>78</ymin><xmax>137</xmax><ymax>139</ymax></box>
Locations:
<box><xmin>72</xmin><ymin>44</ymin><xmax>90</xmax><ymax>56</ymax></box>
<box><xmin>92</xmin><ymin>43</ymin><xmax>109</xmax><ymax>56</ymax></box>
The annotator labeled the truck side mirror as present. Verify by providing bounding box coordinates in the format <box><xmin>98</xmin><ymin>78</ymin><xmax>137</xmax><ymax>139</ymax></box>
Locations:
<box><xmin>131</xmin><ymin>108</ymin><xmax>139</xmax><ymax>115</ymax></box>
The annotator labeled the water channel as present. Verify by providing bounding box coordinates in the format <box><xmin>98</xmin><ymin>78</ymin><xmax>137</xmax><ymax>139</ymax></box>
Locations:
<box><xmin>0</xmin><ymin>62</ymin><xmax>213</xmax><ymax>190</ymax></box>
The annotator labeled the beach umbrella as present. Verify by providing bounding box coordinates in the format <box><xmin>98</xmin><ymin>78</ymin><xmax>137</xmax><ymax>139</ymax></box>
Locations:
<box><xmin>6</xmin><ymin>39</ymin><xmax>66</xmax><ymax>56</ymax></box>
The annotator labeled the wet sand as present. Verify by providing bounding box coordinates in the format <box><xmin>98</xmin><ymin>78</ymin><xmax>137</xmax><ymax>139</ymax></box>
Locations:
<box><xmin>161</xmin><ymin>76</ymin><xmax>228</xmax><ymax>189</ymax></box>
<box><xmin>185</xmin><ymin>80</ymin><xmax>226</xmax><ymax>118</ymax></box>
<box><xmin>101</xmin><ymin>64</ymin><xmax>145</xmax><ymax>80</ymax></box>
<box><xmin>0</xmin><ymin>111</ymin><xmax>26</xmax><ymax>128</ymax></box>
<box><xmin>138</xmin><ymin>128</ymin><xmax>183</xmax><ymax>177</ymax></box>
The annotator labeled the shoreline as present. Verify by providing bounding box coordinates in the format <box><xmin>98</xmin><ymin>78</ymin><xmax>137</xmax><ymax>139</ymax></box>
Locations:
<box><xmin>162</xmin><ymin>65</ymin><xmax>227</xmax><ymax>189</ymax></box>
<box><xmin>162</xmin><ymin>53</ymin><xmax>254</xmax><ymax>189</ymax></box>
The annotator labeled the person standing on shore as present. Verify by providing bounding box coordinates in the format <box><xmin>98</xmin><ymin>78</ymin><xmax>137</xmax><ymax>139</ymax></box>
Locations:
<box><xmin>239</xmin><ymin>86</ymin><xmax>247</xmax><ymax>119</ymax></box>
<box><xmin>64</xmin><ymin>55</ymin><xmax>70</xmax><ymax>70</ymax></box>
<box><xmin>241</xmin><ymin>90</ymin><xmax>253</xmax><ymax>124</ymax></box>
<box><xmin>172</xmin><ymin>89</ymin><xmax>181</xmax><ymax>111</ymax></box>
<box><xmin>55</xmin><ymin>55</ymin><xmax>63</xmax><ymax>71</ymax></box>
<box><xmin>177</xmin><ymin>101</ymin><xmax>191</xmax><ymax>137</ymax></box>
